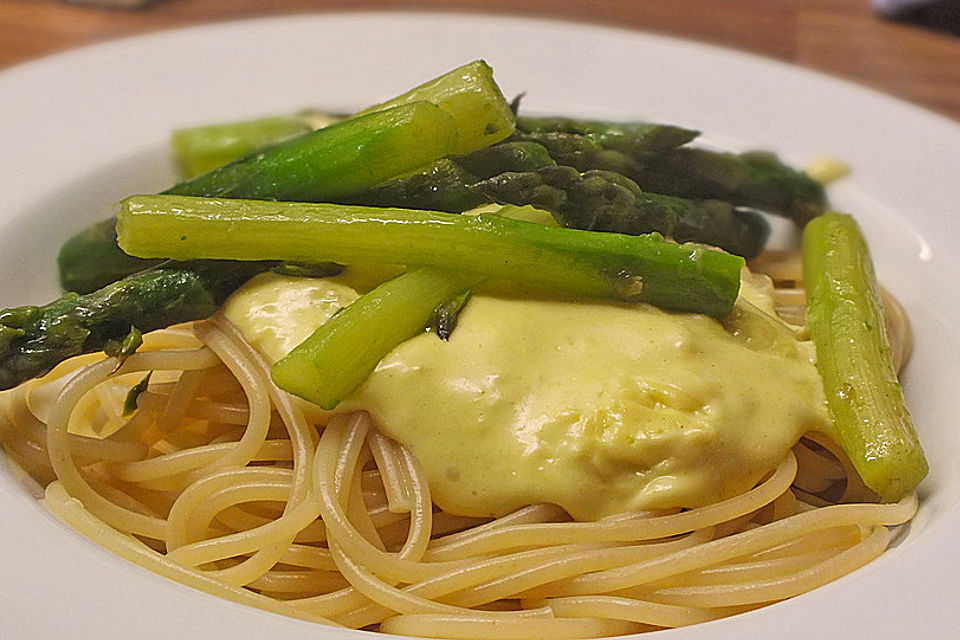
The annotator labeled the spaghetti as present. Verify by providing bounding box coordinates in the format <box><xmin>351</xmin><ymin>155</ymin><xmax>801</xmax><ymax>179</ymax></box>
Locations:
<box><xmin>0</xmin><ymin>269</ymin><xmax>918</xmax><ymax>639</ymax></box>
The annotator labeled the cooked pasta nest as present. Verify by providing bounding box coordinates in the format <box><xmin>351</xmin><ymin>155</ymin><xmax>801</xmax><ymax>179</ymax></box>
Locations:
<box><xmin>0</xmin><ymin>259</ymin><xmax>917</xmax><ymax>638</ymax></box>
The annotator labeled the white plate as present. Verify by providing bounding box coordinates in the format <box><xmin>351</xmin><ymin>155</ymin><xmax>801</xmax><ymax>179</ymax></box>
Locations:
<box><xmin>1</xmin><ymin>12</ymin><xmax>958</xmax><ymax>640</ymax></box>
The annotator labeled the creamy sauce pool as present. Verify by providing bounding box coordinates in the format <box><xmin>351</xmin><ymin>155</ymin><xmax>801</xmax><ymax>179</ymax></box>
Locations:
<box><xmin>224</xmin><ymin>272</ymin><xmax>830</xmax><ymax>520</ymax></box>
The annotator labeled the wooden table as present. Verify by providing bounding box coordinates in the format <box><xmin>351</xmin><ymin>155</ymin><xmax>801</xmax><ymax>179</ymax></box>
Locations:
<box><xmin>2</xmin><ymin>0</ymin><xmax>959</xmax><ymax>122</ymax></box>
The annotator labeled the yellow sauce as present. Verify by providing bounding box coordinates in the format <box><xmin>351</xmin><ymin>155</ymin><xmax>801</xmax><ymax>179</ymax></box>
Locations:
<box><xmin>225</xmin><ymin>271</ymin><xmax>830</xmax><ymax>520</ymax></box>
<box><xmin>222</xmin><ymin>273</ymin><xmax>358</xmax><ymax>361</ymax></box>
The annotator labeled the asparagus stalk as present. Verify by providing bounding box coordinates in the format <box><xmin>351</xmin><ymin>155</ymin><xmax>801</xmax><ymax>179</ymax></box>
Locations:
<box><xmin>456</xmin><ymin>140</ymin><xmax>557</xmax><ymax>178</ymax></box>
<box><xmin>350</xmin><ymin>141</ymin><xmax>556</xmax><ymax>212</ymax></box>
<box><xmin>348</xmin><ymin>158</ymin><xmax>484</xmax><ymax>212</ymax></box>
<box><xmin>58</xmin><ymin>218</ymin><xmax>163</xmax><ymax>294</ymax></box>
<box><xmin>514</xmin><ymin>130</ymin><xmax>644</xmax><ymax>177</ymax></box>
<box><xmin>358</xmin><ymin>60</ymin><xmax>515</xmax><ymax>155</ymax></box>
<box><xmin>171</xmin><ymin>111</ymin><xmax>342</xmax><ymax>179</ymax></box>
<box><xmin>116</xmin><ymin>194</ymin><xmax>744</xmax><ymax>317</ymax></box>
<box><xmin>514</xmin><ymin>131</ymin><xmax>826</xmax><ymax>226</ymax></box>
<box><xmin>164</xmin><ymin>101</ymin><xmax>459</xmax><ymax>202</ymax></box>
<box><xmin>516</xmin><ymin>116</ymin><xmax>699</xmax><ymax>154</ymax></box>
<box><xmin>170</xmin><ymin>59</ymin><xmax>513</xmax><ymax>179</ymax></box>
<box><xmin>169</xmin><ymin>60</ymin><xmax>514</xmax><ymax>199</ymax></box>
<box><xmin>477</xmin><ymin>166</ymin><xmax>770</xmax><ymax>259</ymax></box>
<box><xmin>803</xmin><ymin>213</ymin><xmax>927</xmax><ymax>500</ymax></box>
<box><xmin>272</xmin><ymin>268</ymin><xmax>482</xmax><ymax>408</ymax></box>
<box><xmin>638</xmin><ymin>148</ymin><xmax>827</xmax><ymax>226</ymax></box>
<box><xmin>0</xmin><ymin>261</ymin><xmax>270</xmax><ymax>390</ymax></box>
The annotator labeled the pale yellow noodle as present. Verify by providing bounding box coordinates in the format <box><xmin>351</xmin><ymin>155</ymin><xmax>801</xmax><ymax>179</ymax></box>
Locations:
<box><xmin>649</xmin><ymin>547</ymin><xmax>844</xmax><ymax>588</ymax></box>
<box><xmin>188</xmin><ymin>324</ymin><xmax>272</xmax><ymax>477</ymax></box>
<box><xmin>5</xmin><ymin>381</ymin><xmax>147</xmax><ymax>466</ymax></box>
<box><xmin>320</xmin><ymin>417</ymin><xmax>559</xmax><ymax>623</ymax></box>
<box><xmin>46</xmin><ymin>349</ymin><xmax>220</xmax><ymax>539</ymax></box>
<box><xmin>445</xmin><ymin>532</ymin><xmax>715</xmax><ymax>609</ymax></box>
<box><xmin>42</xmin><ymin>481</ymin><xmax>336</xmax><ymax>626</ymax></box>
<box><xmin>155</xmin><ymin>368</ymin><xmax>206</xmax><ymax>435</ymax></box>
<box><xmin>746</xmin><ymin>525</ymin><xmax>864</xmax><ymax>561</ymax></box>
<box><xmin>185</xmin><ymin>319</ymin><xmax>318</xmax><ymax>587</ymax></box>
<box><xmin>396</xmin><ymin>444</ymin><xmax>433</xmax><ymax>560</ymax></box>
<box><xmin>165</xmin><ymin>467</ymin><xmax>297</xmax><ymax>551</ymax></box>
<box><xmin>528</xmin><ymin>495</ymin><xmax>916</xmax><ymax>598</ymax></box>
<box><xmin>335</xmin><ymin>543</ymin><xmax>620</xmax><ymax>628</ymax></box>
<box><xmin>249</xmin><ymin>568</ymin><xmax>350</xmax><ymax>595</ymax></box>
<box><xmin>346</xmin><ymin>448</ymin><xmax>388</xmax><ymax>551</ymax></box>
<box><xmin>278</xmin><ymin>544</ymin><xmax>337</xmax><ymax>571</ymax></box>
<box><xmin>212</xmin><ymin>317</ymin><xmax>317</xmax><ymax>497</ymax></box>
<box><xmin>369</xmin><ymin>429</ymin><xmax>414</xmax><ymax>513</ymax></box>
<box><xmin>537</xmin><ymin>595</ymin><xmax>738</xmax><ymax>628</ymax></box>
<box><xmin>311</xmin><ymin>413</ymin><xmax>471</xmax><ymax>584</ymax></box>
<box><xmin>110</xmin><ymin>439</ymin><xmax>293</xmax><ymax>483</ymax></box>
<box><xmin>641</xmin><ymin>526</ymin><xmax>891</xmax><ymax>607</ymax></box>
<box><xmin>137</xmin><ymin>391</ymin><xmax>251</xmax><ymax>426</ymax></box>
<box><xmin>380</xmin><ymin>612</ymin><xmax>642</xmax><ymax>639</ymax></box>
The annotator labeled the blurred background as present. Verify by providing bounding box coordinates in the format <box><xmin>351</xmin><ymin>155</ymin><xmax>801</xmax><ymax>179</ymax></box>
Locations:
<box><xmin>1</xmin><ymin>0</ymin><xmax>958</xmax><ymax>120</ymax></box>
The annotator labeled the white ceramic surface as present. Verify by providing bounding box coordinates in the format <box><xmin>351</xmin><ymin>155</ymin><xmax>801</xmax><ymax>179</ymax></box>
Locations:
<box><xmin>1</xmin><ymin>12</ymin><xmax>958</xmax><ymax>640</ymax></box>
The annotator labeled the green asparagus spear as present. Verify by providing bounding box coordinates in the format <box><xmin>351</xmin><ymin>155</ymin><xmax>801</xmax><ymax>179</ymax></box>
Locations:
<box><xmin>638</xmin><ymin>148</ymin><xmax>827</xmax><ymax>225</ymax></box>
<box><xmin>171</xmin><ymin>111</ymin><xmax>342</xmax><ymax>179</ymax></box>
<box><xmin>272</xmin><ymin>268</ymin><xmax>482</xmax><ymax>409</ymax></box>
<box><xmin>477</xmin><ymin>166</ymin><xmax>770</xmax><ymax>259</ymax></box>
<box><xmin>358</xmin><ymin>60</ymin><xmax>515</xmax><ymax>155</ymax></box>
<box><xmin>803</xmin><ymin>213</ymin><xmax>927</xmax><ymax>501</ymax></box>
<box><xmin>350</xmin><ymin>141</ymin><xmax>556</xmax><ymax>212</ymax></box>
<box><xmin>516</xmin><ymin>116</ymin><xmax>699</xmax><ymax>154</ymax></box>
<box><xmin>0</xmin><ymin>261</ymin><xmax>271</xmax><ymax>390</ymax></box>
<box><xmin>166</xmin><ymin>102</ymin><xmax>819</xmax><ymax>229</ymax></box>
<box><xmin>456</xmin><ymin>140</ymin><xmax>557</xmax><ymax>178</ymax></box>
<box><xmin>168</xmin><ymin>62</ymin><xmax>514</xmax><ymax>201</ymax></box>
<box><xmin>513</xmin><ymin>130</ymin><xmax>826</xmax><ymax>225</ymax></box>
<box><xmin>57</xmin><ymin>218</ymin><xmax>163</xmax><ymax>294</ymax></box>
<box><xmin>514</xmin><ymin>130</ymin><xmax>644</xmax><ymax>177</ymax></box>
<box><xmin>170</xmin><ymin>59</ymin><xmax>512</xmax><ymax>179</ymax></box>
<box><xmin>347</xmin><ymin>158</ymin><xmax>485</xmax><ymax>212</ymax></box>
<box><xmin>164</xmin><ymin>102</ymin><xmax>459</xmax><ymax>202</ymax></box>
<box><xmin>116</xmin><ymin>194</ymin><xmax>744</xmax><ymax>317</ymax></box>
